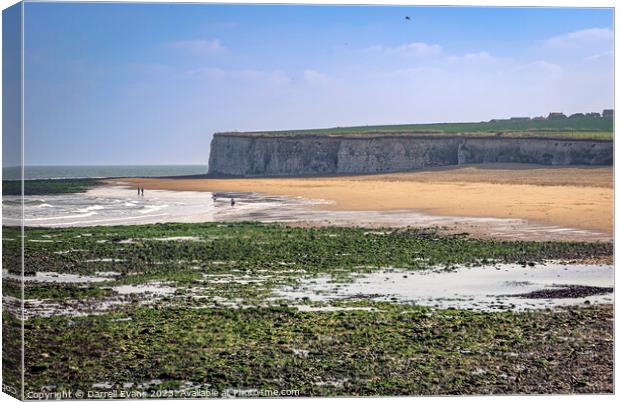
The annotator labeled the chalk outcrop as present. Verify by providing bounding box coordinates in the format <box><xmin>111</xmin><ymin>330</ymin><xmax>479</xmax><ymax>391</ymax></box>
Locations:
<box><xmin>208</xmin><ymin>133</ymin><xmax>613</xmax><ymax>177</ymax></box>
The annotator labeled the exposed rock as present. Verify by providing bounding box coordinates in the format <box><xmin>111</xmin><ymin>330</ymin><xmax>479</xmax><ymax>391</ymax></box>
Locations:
<box><xmin>208</xmin><ymin>134</ymin><xmax>613</xmax><ymax>177</ymax></box>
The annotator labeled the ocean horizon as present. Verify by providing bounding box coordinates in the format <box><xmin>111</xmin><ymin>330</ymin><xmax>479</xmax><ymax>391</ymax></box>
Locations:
<box><xmin>2</xmin><ymin>164</ymin><xmax>208</xmax><ymax>180</ymax></box>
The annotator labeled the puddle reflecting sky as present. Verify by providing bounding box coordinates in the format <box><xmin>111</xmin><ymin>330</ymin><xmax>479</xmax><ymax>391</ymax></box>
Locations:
<box><xmin>275</xmin><ymin>263</ymin><xmax>614</xmax><ymax>312</ymax></box>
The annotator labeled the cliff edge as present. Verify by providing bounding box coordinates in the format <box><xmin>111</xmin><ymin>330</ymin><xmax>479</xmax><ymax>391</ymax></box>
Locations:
<box><xmin>208</xmin><ymin>133</ymin><xmax>613</xmax><ymax>177</ymax></box>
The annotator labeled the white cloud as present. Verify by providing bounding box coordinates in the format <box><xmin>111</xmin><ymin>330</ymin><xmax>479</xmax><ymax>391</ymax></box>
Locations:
<box><xmin>446</xmin><ymin>51</ymin><xmax>497</xmax><ymax>63</ymax></box>
<box><xmin>149</xmin><ymin>34</ymin><xmax>610</xmax><ymax>135</ymax></box>
<box><xmin>366</xmin><ymin>42</ymin><xmax>442</xmax><ymax>57</ymax></box>
<box><xmin>513</xmin><ymin>60</ymin><xmax>563</xmax><ymax>75</ymax></box>
<box><xmin>365</xmin><ymin>43</ymin><xmax>502</xmax><ymax>67</ymax></box>
<box><xmin>166</xmin><ymin>39</ymin><xmax>225</xmax><ymax>53</ymax></box>
<box><xmin>396</xmin><ymin>42</ymin><xmax>442</xmax><ymax>56</ymax></box>
<box><xmin>127</xmin><ymin>63</ymin><xmax>173</xmax><ymax>74</ymax></box>
<box><xmin>302</xmin><ymin>69</ymin><xmax>336</xmax><ymax>86</ymax></box>
<box><xmin>584</xmin><ymin>50</ymin><xmax>614</xmax><ymax>61</ymax></box>
<box><xmin>394</xmin><ymin>66</ymin><xmax>442</xmax><ymax>76</ymax></box>
<box><xmin>544</xmin><ymin>28</ymin><xmax>613</xmax><ymax>48</ymax></box>
<box><xmin>186</xmin><ymin>67</ymin><xmax>290</xmax><ymax>85</ymax></box>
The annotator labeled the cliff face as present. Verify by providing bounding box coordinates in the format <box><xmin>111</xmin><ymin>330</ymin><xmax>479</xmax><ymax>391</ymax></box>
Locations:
<box><xmin>208</xmin><ymin>134</ymin><xmax>613</xmax><ymax>176</ymax></box>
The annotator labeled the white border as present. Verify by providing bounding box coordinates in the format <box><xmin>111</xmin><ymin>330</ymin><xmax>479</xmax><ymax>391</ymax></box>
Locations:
<box><xmin>0</xmin><ymin>2</ymin><xmax>616</xmax><ymax>402</ymax></box>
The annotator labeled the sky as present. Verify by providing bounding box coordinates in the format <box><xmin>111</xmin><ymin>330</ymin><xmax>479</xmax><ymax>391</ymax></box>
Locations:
<box><xmin>10</xmin><ymin>3</ymin><xmax>616</xmax><ymax>165</ymax></box>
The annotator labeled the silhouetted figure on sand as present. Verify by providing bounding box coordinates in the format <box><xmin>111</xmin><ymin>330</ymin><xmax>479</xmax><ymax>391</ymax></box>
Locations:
<box><xmin>230</xmin><ymin>198</ymin><xmax>235</xmax><ymax>207</ymax></box>
<box><xmin>141</xmin><ymin>188</ymin><xmax>144</xmax><ymax>196</ymax></box>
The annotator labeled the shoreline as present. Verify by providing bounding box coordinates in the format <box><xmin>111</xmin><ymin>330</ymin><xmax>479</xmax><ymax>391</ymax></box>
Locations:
<box><xmin>116</xmin><ymin>164</ymin><xmax>613</xmax><ymax>236</ymax></box>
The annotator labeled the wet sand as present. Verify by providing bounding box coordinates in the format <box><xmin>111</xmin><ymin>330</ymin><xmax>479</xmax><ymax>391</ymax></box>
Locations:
<box><xmin>118</xmin><ymin>164</ymin><xmax>613</xmax><ymax>235</ymax></box>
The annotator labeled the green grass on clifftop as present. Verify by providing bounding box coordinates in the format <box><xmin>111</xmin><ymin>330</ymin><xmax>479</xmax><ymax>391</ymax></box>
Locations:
<box><xmin>219</xmin><ymin>116</ymin><xmax>613</xmax><ymax>140</ymax></box>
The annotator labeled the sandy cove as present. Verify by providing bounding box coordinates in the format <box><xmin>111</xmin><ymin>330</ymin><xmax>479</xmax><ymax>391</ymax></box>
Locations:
<box><xmin>117</xmin><ymin>164</ymin><xmax>613</xmax><ymax>235</ymax></box>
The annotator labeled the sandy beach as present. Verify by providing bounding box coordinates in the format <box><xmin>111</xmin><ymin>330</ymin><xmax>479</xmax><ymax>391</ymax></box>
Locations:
<box><xmin>118</xmin><ymin>164</ymin><xmax>613</xmax><ymax>235</ymax></box>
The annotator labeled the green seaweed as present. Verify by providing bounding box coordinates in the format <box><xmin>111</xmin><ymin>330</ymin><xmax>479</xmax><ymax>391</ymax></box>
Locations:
<box><xmin>20</xmin><ymin>304</ymin><xmax>613</xmax><ymax>396</ymax></box>
<box><xmin>2</xmin><ymin>178</ymin><xmax>104</xmax><ymax>196</ymax></box>
<box><xmin>1</xmin><ymin>222</ymin><xmax>613</xmax><ymax>396</ymax></box>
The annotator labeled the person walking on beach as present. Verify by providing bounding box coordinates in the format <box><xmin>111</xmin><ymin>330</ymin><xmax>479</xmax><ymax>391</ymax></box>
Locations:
<box><xmin>137</xmin><ymin>188</ymin><xmax>141</xmax><ymax>196</ymax></box>
<box><xmin>230</xmin><ymin>198</ymin><xmax>235</xmax><ymax>207</ymax></box>
<box><xmin>141</xmin><ymin>188</ymin><xmax>144</xmax><ymax>197</ymax></box>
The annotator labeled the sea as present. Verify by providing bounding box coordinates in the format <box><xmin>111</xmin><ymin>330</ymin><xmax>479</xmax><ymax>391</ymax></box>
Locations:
<box><xmin>2</xmin><ymin>165</ymin><xmax>208</xmax><ymax>180</ymax></box>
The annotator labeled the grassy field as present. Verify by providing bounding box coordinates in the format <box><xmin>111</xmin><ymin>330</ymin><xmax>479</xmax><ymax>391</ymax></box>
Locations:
<box><xmin>219</xmin><ymin>116</ymin><xmax>613</xmax><ymax>139</ymax></box>
<box><xmin>2</xmin><ymin>222</ymin><xmax>613</xmax><ymax>397</ymax></box>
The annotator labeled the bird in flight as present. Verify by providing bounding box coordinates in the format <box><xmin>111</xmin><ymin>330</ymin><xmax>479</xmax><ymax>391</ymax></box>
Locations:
<box><xmin>405</xmin><ymin>16</ymin><xmax>411</xmax><ymax>21</ymax></box>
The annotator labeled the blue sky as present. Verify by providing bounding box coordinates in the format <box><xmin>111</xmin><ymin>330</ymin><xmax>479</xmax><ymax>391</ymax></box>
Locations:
<box><xmin>17</xmin><ymin>3</ymin><xmax>615</xmax><ymax>165</ymax></box>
